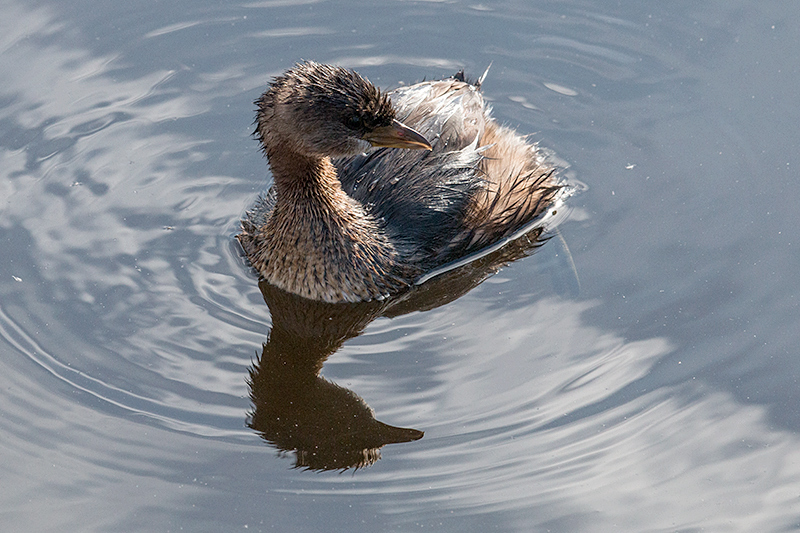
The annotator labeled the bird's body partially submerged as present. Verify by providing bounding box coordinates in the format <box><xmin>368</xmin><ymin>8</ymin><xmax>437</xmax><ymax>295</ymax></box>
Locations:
<box><xmin>238</xmin><ymin>62</ymin><xmax>561</xmax><ymax>303</ymax></box>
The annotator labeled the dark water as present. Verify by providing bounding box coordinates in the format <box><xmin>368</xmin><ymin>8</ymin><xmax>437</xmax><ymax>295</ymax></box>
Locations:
<box><xmin>2</xmin><ymin>1</ymin><xmax>799</xmax><ymax>531</ymax></box>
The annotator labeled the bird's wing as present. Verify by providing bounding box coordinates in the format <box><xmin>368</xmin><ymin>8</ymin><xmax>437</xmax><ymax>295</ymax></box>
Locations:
<box><xmin>335</xmin><ymin>77</ymin><xmax>488</xmax><ymax>265</ymax></box>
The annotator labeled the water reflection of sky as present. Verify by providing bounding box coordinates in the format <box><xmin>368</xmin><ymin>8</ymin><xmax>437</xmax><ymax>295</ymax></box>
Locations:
<box><xmin>353</xmin><ymin>295</ymin><xmax>800</xmax><ymax>530</ymax></box>
<box><xmin>2</xmin><ymin>1</ymin><xmax>800</xmax><ymax>531</ymax></box>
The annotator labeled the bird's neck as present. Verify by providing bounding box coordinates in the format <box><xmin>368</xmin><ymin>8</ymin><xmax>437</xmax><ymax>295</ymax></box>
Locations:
<box><xmin>256</xmin><ymin>144</ymin><xmax>411</xmax><ymax>302</ymax></box>
<box><xmin>266</xmin><ymin>146</ymin><xmax>345</xmax><ymax>208</ymax></box>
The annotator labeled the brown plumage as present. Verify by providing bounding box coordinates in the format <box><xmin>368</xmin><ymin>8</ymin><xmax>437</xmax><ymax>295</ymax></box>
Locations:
<box><xmin>238</xmin><ymin>61</ymin><xmax>561</xmax><ymax>303</ymax></box>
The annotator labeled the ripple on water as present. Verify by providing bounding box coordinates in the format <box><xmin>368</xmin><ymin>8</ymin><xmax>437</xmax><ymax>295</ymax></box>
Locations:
<box><xmin>3</xmin><ymin>1</ymin><xmax>800</xmax><ymax>531</ymax></box>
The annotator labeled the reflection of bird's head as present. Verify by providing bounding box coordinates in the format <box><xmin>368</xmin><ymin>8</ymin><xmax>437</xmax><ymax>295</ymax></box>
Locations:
<box><xmin>248</xmin><ymin>356</ymin><xmax>423</xmax><ymax>471</ymax></box>
<box><xmin>255</xmin><ymin>61</ymin><xmax>431</xmax><ymax>158</ymax></box>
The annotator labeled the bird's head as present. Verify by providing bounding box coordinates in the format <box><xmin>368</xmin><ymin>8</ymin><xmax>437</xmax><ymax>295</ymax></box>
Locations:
<box><xmin>256</xmin><ymin>61</ymin><xmax>431</xmax><ymax>158</ymax></box>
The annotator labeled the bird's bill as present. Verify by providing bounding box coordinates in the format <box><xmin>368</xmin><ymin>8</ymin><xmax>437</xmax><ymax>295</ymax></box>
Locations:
<box><xmin>364</xmin><ymin>119</ymin><xmax>432</xmax><ymax>150</ymax></box>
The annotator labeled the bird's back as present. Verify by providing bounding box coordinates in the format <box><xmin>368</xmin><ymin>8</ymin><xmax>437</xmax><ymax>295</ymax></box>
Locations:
<box><xmin>334</xmin><ymin>73</ymin><xmax>559</xmax><ymax>270</ymax></box>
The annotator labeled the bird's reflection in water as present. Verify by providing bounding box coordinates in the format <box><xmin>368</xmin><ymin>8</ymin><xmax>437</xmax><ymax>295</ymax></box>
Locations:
<box><xmin>247</xmin><ymin>225</ymin><xmax>559</xmax><ymax>471</ymax></box>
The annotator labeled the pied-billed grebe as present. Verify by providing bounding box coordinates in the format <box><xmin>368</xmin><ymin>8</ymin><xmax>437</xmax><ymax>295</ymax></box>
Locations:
<box><xmin>238</xmin><ymin>61</ymin><xmax>561</xmax><ymax>303</ymax></box>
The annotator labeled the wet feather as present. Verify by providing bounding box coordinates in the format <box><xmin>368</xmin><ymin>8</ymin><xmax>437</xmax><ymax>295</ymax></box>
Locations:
<box><xmin>239</xmin><ymin>62</ymin><xmax>562</xmax><ymax>303</ymax></box>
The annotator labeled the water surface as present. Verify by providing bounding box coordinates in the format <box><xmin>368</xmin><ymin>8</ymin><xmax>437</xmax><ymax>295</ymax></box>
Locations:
<box><xmin>1</xmin><ymin>1</ymin><xmax>799</xmax><ymax>531</ymax></box>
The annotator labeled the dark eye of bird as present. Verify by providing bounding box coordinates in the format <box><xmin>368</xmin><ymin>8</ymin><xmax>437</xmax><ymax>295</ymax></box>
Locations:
<box><xmin>345</xmin><ymin>115</ymin><xmax>362</xmax><ymax>130</ymax></box>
